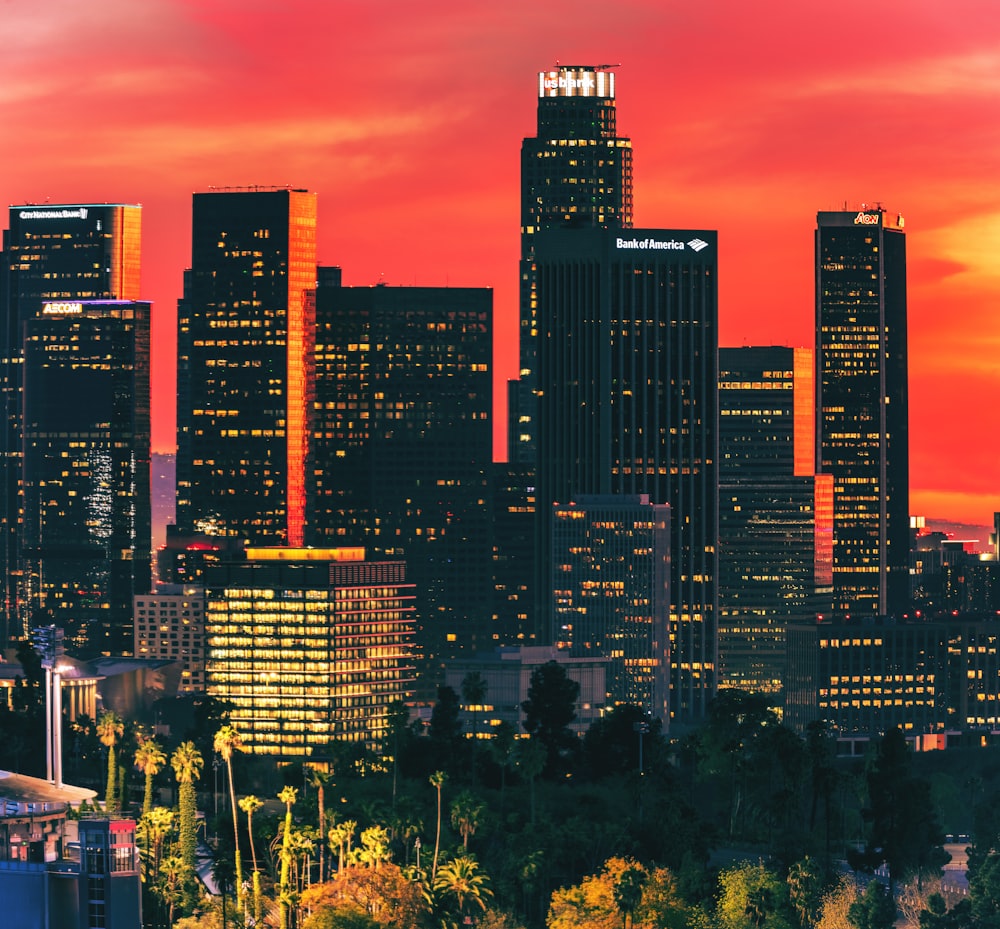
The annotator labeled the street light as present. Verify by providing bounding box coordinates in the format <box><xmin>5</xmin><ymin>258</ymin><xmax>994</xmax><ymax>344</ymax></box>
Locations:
<box><xmin>414</xmin><ymin>836</ymin><xmax>422</xmax><ymax>871</ymax></box>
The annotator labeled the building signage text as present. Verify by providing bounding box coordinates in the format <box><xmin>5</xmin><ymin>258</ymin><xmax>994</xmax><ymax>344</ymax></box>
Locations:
<box><xmin>19</xmin><ymin>208</ymin><xmax>89</xmax><ymax>221</ymax></box>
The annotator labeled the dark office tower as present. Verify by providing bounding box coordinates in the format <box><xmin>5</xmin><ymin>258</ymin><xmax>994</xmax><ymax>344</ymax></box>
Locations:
<box><xmin>513</xmin><ymin>65</ymin><xmax>633</xmax><ymax>466</ymax></box>
<box><xmin>816</xmin><ymin>208</ymin><xmax>909</xmax><ymax>618</ymax></box>
<box><xmin>553</xmin><ymin>495</ymin><xmax>670</xmax><ymax>719</ymax></box>
<box><xmin>310</xmin><ymin>284</ymin><xmax>493</xmax><ymax>681</ymax></box>
<box><xmin>177</xmin><ymin>189</ymin><xmax>317</xmax><ymax>548</ymax></box>
<box><xmin>1</xmin><ymin>204</ymin><xmax>141</xmax><ymax>645</ymax></box>
<box><xmin>717</xmin><ymin>347</ymin><xmax>833</xmax><ymax>696</ymax></box>
<box><xmin>21</xmin><ymin>300</ymin><xmax>150</xmax><ymax>655</ymax></box>
<box><xmin>535</xmin><ymin>226</ymin><xmax>718</xmax><ymax>725</ymax></box>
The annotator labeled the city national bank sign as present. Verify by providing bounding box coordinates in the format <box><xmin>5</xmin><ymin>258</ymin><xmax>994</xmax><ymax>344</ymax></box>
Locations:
<box><xmin>616</xmin><ymin>235</ymin><xmax>711</xmax><ymax>253</ymax></box>
<box><xmin>19</xmin><ymin>207</ymin><xmax>89</xmax><ymax>220</ymax></box>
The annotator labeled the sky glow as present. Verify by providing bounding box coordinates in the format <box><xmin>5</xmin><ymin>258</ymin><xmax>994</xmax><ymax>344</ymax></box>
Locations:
<box><xmin>2</xmin><ymin>0</ymin><xmax>997</xmax><ymax>527</ymax></box>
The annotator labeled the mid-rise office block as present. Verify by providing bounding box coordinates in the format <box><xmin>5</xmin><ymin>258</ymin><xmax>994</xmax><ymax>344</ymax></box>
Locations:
<box><xmin>513</xmin><ymin>65</ymin><xmax>633</xmax><ymax>466</ymax></box>
<box><xmin>491</xmin><ymin>463</ymin><xmax>536</xmax><ymax>647</ymax></box>
<box><xmin>21</xmin><ymin>300</ymin><xmax>150</xmax><ymax>655</ymax></box>
<box><xmin>310</xmin><ymin>284</ymin><xmax>493</xmax><ymax>677</ymax></box>
<box><xmin>134</xmin><ymin>586</ymin><xmax>207</xmax><ymax>692</ymax></box>
<box><xmin>535</xmin><ymin>226</ymin><xmax>718</xmax><ymax>724</ymax></box>
<box><xmin>176</xmin><ymin>188</ymin><xmax>317</xmax><ymax>548</ymax></box>
<box><xmin>205</xmin><ymin>548</ymin><xmax>416</xmax><ymax>756</ymax></box>
<box><xmin>816</xmin><ymin>208</ymin><xmax>909</xmax><ymax>618</ymax></box>
<box><xmin>717</xmin><ymin>347</ymin><xmax>833</xmax><ymax>695</ymax></box>
<box><xmin>552</xmin><ymin>495</ymin><xmax>670</xmax><ymax>719</ymax></box>
<box><xmin>1</xmin><ymin>205</ymin><xmax>141</xmax><ymax>645</ymax></box>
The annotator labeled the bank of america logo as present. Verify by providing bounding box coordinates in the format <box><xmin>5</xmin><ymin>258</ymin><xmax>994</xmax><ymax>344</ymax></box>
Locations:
<box><xmin>687</xmin><ymin>238</ymin><xmax>709</xmax><ymax>252</ymax></box>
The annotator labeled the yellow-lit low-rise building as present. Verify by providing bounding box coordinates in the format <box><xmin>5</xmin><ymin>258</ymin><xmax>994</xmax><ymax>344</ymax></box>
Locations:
<box><xmin>205</xmin><ymin>547</ymin><xmax>416</xmax><ymax>758</ymax></box>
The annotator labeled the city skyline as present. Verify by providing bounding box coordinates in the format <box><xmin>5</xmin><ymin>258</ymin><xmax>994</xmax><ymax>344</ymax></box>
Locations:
<box><xmin>1</xmin><ymin>1</ymin><xmax>997</xmax><ymax>528</ymax></box>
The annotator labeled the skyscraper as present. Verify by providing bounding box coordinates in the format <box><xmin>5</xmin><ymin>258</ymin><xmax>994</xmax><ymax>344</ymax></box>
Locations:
<box><xmin>535</xmin><ymin>226</ymin><xmax>718</xmax><ymax>724</ymax></box>
<box><xmin>717</xmin><ymin>347</ymin><xmax>833</xmax><ymax>695</ymax></box>
<box><xmin>552</xmin><ymin>495</ymin><xmax>670</xmax><ymax>719</ymax></box>
<box><xmin>514</xmin><ymin>65</ymin><xmax>633</xmax><ymax>466</ymax></box>
<box><xmin>1</xmin><ymin>204</ymin><xmax>142</xmax><ymax>644</ymax></box>
<box><xmin>20</xmin><ymin>299</ymin><xmax>151</xmax><ymax>655</ymax></box>
<box><xmin>309</xmin><ymin>283</ymin><xmax>493</xmax><ymax>679</ymax></box>
<box><xmin>816</xmin><ymin>207</ymin><xmax>909</xmax><ymax>617</ymax></box>
<box><xmin>176</xmin><ymin>188</ymin><xmax>317</xmax><ymax>547</ymax></box>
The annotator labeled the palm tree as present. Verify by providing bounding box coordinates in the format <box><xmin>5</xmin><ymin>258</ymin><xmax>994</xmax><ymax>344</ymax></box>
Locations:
<box><xmin>239</xmin><ymin>794</ymin><xmax>264</xmax><ymax>925</ymax></box>
<box><xmin>96</xmin><ymin>709</ymin><xmax>124</xmax><ymax>811</ymax></box>
<box><xmin>214</xmin><ymin>724</ymin><xmax>246</xmax><ymax>904</ymax></box>
<box><xmin>157</xmin><ymin>854</ymin><xmax>186</xmax><ymax>928</ymax></box>
<box><xmin>433</xmin><ymin>854</ymin><xmax>493</xmax><ymax>926</ymax></box>
<box><xmin>278</xmin><ymin>786</ymin><xmax>297</xmax><ymax>929</ymax></box>
<box><xmin>358</xmin><ymin>824</ymin><xmax>391</xmax><ymax>869</ymax></box>
<box><xmin>449</xmin><ymin>791</ymin><xmax>484</xmax><ymax>851</ymax></box>
<box><xmin>613</xmin><ymin>864</ymin><xmax>646</xmax><ymax>929</ymax></box>
<box><xmin>134</xmin><ymin>736</ymin><xmax>166</xmax><ymax>817</ymax></box>
<box><xmin>515</xmin><ymin>738</ymin><xmax>546</xmax><ymax>826</ymax></box>
<box><xmin>429</xmin><ymin>770</ymin><xmax>447</xmax><ymax>879</ymax></box>
<box><xmin>305</xmin><ymin>764</ymin><xmax>333</xmax><ymax>881</ymax></box>
<box><xmin>171</xmin><ymin>740</ymin><xmax>204</xmax><ymax>910</ymax></box>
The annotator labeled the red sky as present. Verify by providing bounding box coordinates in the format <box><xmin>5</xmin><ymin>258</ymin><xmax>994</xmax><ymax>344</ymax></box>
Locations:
<box><xmin>2</xmin><ymin>0</ymin><xmax>998</xmax><ymax>528</ymax></box>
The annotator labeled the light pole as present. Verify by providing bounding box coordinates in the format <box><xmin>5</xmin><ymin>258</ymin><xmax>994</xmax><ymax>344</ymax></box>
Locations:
<box><xmin>633</xmin><ymin>719</ymin><xmax>650</xmax><ymax>824</ymax></box>
<box><xmin>414</xmin><ymin>836</ymin><xmax>422</xmax><ymax>872</ymax></box>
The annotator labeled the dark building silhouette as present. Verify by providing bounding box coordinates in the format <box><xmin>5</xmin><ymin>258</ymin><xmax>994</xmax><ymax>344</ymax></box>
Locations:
<box><xmin>513</xmin><ymin>65</ymin><xmax>633</xmax><ymax>466</ymax></box>
<box><xmin>816</xmin><ymin>208</ymin><xmax>909</xmax><ymax>617</ymax></box>
<box><xmin>1</xmin><ymin>204</ymin><xmax>141</xmax><ymax>646</ymax></box>
<box><xmin>552</xmin><ymin>494</ymin><xmax>670</xmax><ymax>719</ymax></box>
<box><xmin>176</xmin><ymin>188</ymin><xmax>317</xmax><ymax>548</ymax></box>
<box><xmin>535</xmin><ymin>226</ymin><xmax>718</xmax><ymax>724</ymax></box>
<box><xmin>21</xmin><ymin>300</ymin><xmax>150</xmax><ymax>655</ymax></box>
<box><xmin>491</xmin><ymin>462</ymin><xmax>536</xmax><ymax>647</ymax></box>
<box><xmin>309</xmin><ymin>283</ymin><xmax>493</xmax><ymax>681</ymax></box>
<box><xmin>717</xmin><ymin>347</ymin><xmax>833</xmax><ymax>696</ymax></box>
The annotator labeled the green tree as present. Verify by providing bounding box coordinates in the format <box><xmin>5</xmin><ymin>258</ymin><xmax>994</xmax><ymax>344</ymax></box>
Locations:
<box><xmin>358</xmin><ymin>825</ymin><xmax>392</xmax><ymax>869</ymax></box>
<box><xmin>514</xmin><ymin>738</ymin><xmax>546</xmax><ymax>825</ymax></box>
<box><xmin>461</xmin><ymin>671</ymin><xmax>487</xmax><ymax>783</ymax></box>
<box><xmin>434</xmin><ymin>855</ymin><xmax>494</xmax><ymax>928</ymax></box>
<box><xmin>787</xmin><ymin>856</ymin><xmax>824</xmax><ymax>928</ymax></box>
<box><xmin>278</xmin><ymin>785</ymin><xmax>298</xmax><ymax>929</ymax></box>
<box><xmin>490</xmin><ymin>721</ymin><xmax>517</xmax><ymax>808</ymax></box>
<box><xmin>171</xmin><ymin>740</ymin><xmax>205</xmax><ymax>912</ymax></box>
<box><xmin>846</xmin><ymin>881</ymin><xmax>895</xmax><ymax>929</ymax></box>
<box><xmin>134</xmin><ymin>735</ymin><xmax>166</xmax><ymax>817</ymax></box>
<box><xmin>97</xmin><ymin>709</ymin><xmax>124</xmax><ymax>811</ymax></box>
<box><xmin>613</xmin><ymin>864</ymin><xmax>646</xmax><ymax>929</ymax></box>
<box><xmin>450</xmin><ymin>790</ymin><xmax>485</xmax><ymax>850</ymax></box>
<box><xmin>851</xmin><ymin>728</ymin><xmax>948</xmax><ymax>893</ymax></box>
<box><xmin>521</xmin><ymin>661</ymin><xmax>579</xmax><ymax>776</ymax></box>
<box><xmin>429</xmin><ymin>770</ymin><xmax>447</xmax><ymax>879</ymax></box>
<box><xmin>715</xmin><ymin>861</ymin><xmax>792</xmax><ymax>929</ymax></box>
<box><xmin>815</xmin><ymin>876</ymin><xmax>858</xmax><ymax>929</ymax></box>
<box><xmin>306</xmin><ymin>764</ymin><xmax>334</xmax><ymax>881</ymax></box>
<box><xmin>238</xmin><ymin>794</ymin><xmax>264</xmax><ymax>925</ymax></box>
<box><xmin>213</xmin><ymin>724</ymin><xmax>246</xmax><ymax>907</ymax></box>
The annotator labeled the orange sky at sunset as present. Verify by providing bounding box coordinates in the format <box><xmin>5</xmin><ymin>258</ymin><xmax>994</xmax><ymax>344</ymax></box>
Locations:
<box><xmin>1</xmin><ymin>0</ymin><xmax>998</xmax><ymax>529</ymax></box>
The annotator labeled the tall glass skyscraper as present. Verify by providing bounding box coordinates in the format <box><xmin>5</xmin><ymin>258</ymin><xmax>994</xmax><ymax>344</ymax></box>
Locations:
<box><xmin>535</xmin><ymin>226</ymin><xmax>718</xmax><ymax>725</ymax></box>
<box><xmin>717</xmin><ymin>347</ymin><xmax>833</xmax><ymax>696</ymax></box>
<box><xmin>176</xmin><ymin>188</ymin><xmax>317</xmax><ymax>548</ymax></box>
<box><xmin>512</xmin><ymin>65</ymin><xmax>633</xmax><ymax>466</ymax></box>
<box><xmin>816</xmin><ymin>208</ymin><xmax>909</xmax><ymax>618</ymax></box>
<box><xmin>1</xmin><ymin>204</ymin><xmax>142</xmax><ymax>645</ymax></box>
<box><xmin>309</xmin><ymin>283</ymin><xmax>493</xmax><ymax>682</ymax></box>
<box><xmin>21</xmin><ymin>300</ymin><xmax>151</xmax><ymax>655</ymax></box>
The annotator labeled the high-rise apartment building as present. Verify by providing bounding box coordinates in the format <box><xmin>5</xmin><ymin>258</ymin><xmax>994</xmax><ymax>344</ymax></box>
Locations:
<box><xmin>20</xmin><ymin>300</ymin><xmax>150</xmax><ymax>655</ymax></box>
<box><xmin>717</xmin><ymin>347</ymin><xmax>833</xmax><ymax>695</ymax></box>
<box><xmin>309</xmin><ymin>283</ymin><xmax>493</xmax><ymax>677</ymax></box>
<box><xmin>513</xmin><ymin>65</ymin><xmax>633</xmax><ymax>466</ymax></box>
<box><xmin>552</xmin><ymin>495</ymin><xmax>670</xmax><ymax>719</ymax></box>
<box><xmin>1</xmin><ymin>205</ymin><xmax>141</xmax><ymax>645</ymax></box>
<box><xmin>176</xmin><ymin>188</ymin><xmax>317</xmax><ymax>548</ymax></box>
<box><xmin>535</xmin><ymin>226</ymin><xmax>718</xmax><ymax>724</ymax></box>
<box><xmin>204</xmin><ymin>547</ymin><xmax>416</xmax><ymax>756</ymax></box>
<box><xmin>816</xmin><ymin>208</ymin><xmax>909</xmax><ymax>617</ymax></box>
